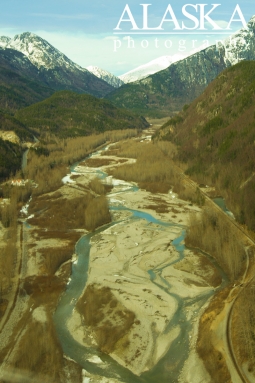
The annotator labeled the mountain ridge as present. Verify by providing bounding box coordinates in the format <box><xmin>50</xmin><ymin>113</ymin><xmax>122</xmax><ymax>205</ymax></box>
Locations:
<box><xmin>0</xmin><ymin>32</ymin><xmax>114</xmax><ymax>98</ymax></box>
<box><xmin>107</xmin><ymin>15</ymin><xmax>255</xmax><ymax>117</ymax></box>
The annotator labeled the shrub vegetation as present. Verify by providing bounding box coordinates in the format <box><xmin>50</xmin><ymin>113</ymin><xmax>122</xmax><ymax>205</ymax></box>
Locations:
<box><xmin>154</xmin><ymin>61</ymin><xmax>255</xmax><ymax>230</ymax></box>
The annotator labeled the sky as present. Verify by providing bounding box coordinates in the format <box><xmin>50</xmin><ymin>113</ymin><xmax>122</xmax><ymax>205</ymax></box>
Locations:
<box><xmin>0</xmin><ymin>1</ymin><xmax>254</xmax><ymax>75</ymax></box>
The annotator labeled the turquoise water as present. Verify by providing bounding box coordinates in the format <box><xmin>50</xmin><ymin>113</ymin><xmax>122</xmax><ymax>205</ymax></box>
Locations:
<box><xmin>213</xmin><ymin>197</ymin><xmax>235</xmax><ymax>218</ymax></box>
<box><xmin>53</xmin><ymin>210</ymin><xmax>192</xmax><ymax>382</ymax></box>
<box><xmin>53</xmin><ymin>155</ymin><xmax>228</xmax><ymax>383</ymax></box>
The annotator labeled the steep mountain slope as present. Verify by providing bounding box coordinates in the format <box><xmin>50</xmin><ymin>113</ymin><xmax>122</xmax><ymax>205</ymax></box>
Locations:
<box><xmin>119</xmin><ymin>55</ymin><xmax>185</xmax><ymax>83</ymax></box>
<box><xmin>15</xmin><ymin>90</ymin><xmax>149</xmax><ymax>138</ymax></box>
<box><xmin>107</xmin><ymin>16</ymin><xmax>255</xmax><ymax>117</ymax></box>
<box><xmin>5</xmin><ymin>32</ymin><xmax>81</xmax><ymax>70</ymax></box>
<box><xmin>108</xmin><ymin>44</ymin><xmax>227</xmax><ymax>117</ymax></box>
<box><xmin>87</xmin><ymin>66</ymin><xmax>124</xmax><ymax>88</ymax></box>
<box><xmin>0</xmin><ymin>48</ymin><xmax>54</xmax><ymax>114</ymax></box>
<box><xmin>0</xmin><ymin>32</ymin><xmax>113</xmax><ymax>97</ymax></box>
<box><xmin>155</xmin><ymin>60</ymin><xmax>255</xmax><ymax>230</ymax></box>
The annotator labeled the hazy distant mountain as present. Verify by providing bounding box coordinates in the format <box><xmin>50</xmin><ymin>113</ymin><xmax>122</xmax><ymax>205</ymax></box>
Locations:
<box><xmin>119</xmin><ymin>55</ymin><xmax>185</xmax><ymax>83</ymax></box>
<box><xmin>87</xmin><ymin>66</ymin><xmax>124</xmax><ymax>88</ymax></box>
<box><xmin>0</xmin><ymin>32</ymin><xmax>114</xmax><ymax>97</ymax></box>
<box><xmin>107</xmin><ymin>15</ymin><xmax>255</xmax><ymax>117</ymax></box>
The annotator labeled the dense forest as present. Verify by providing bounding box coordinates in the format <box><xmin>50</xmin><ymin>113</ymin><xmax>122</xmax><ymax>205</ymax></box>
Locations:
<box><xmin>15</xmin><ymin>91</ymin><xmax>149</xmax><ymax>137</ymax></box>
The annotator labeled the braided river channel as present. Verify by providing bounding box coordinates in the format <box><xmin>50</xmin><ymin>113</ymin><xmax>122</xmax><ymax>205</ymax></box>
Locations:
<box><xmin>53</xmin><ymin>145</ymin><xmax>228</xmax><ymax>383</ymax></box>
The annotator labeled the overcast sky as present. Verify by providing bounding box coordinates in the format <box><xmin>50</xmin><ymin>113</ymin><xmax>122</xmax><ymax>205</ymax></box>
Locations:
<box><xmin>0</xmin><ymin>1</ymin><xmax>254</xmax><ymax>75</ymax></box>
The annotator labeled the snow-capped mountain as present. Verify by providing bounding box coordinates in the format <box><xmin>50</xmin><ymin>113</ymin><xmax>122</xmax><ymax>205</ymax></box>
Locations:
<box><xmin>0</xmin><ymin>32</ymin><xmax>113</xmax><ymax>97</ymax></box>
<box><xmin>5</xmin><ymin>32</ymin><xmax>85</xmax><ymax>71</ymax></box>
<box><xmin>119</xmin><ymin>54</ymin><xmax>186</xmax><ymax>83</ymax></box>
<box><xmin>108</xmin><ymin>15</ymin><xmax>255</xmax><ymax>115</ymax></box>
<box><xmin>87</xmin><ymin>66</ymin><xmax>124</xmax><ymax>88</ymax></box>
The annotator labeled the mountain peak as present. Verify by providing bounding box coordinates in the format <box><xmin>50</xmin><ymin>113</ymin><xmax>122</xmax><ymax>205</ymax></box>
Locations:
<box><xmin>5</xmin><ymin>31</ymin><xmax>83</xmax><ymax>71</ymax></box>
<box><xmin>247</xmin><ymin>14</ymin><xmax>255</xmax><ymax>26</ymax></box>
<box><xmin>107</xmin><ymin>14</ymin><xmax>255</xmax><ymax>116</ymax></box>
<box><xmin>87</xmin><ymin>65</ymin><xmax>124</xmax><ymax>88</ymax></box>
<box><xmin>0</xmin><ymin>31</ymin><xmax>113</xmax><ymax>98</ymax></box>
<box><xmin>14</xmin><ymin>31</ymin><xmax>37</xmax><ymax>40</ymax></box>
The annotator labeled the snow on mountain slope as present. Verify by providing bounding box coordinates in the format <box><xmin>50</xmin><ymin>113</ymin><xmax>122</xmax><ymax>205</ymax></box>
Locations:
<box><xmin>87</xmin><ymin>66</ymin><xmax>124</xmax><ymax>88</ymax></box>
<box><xmin>5</xmin><ymin>32</ymin><xmax>86</xmax><ymax>71</ymax></box>
<box><xmin>0</xmin><ymin>36</ymin><xmax>11</xmax><ymax>48</ymax></box>
<box><xmin>119</xmin><ymin>54</ymin><xmax>186</xmax><ymax>83</ymax></box>
<box><xmin>118</xmin><ymin>15</ymin><xmax>255</xmax><ymax>86</ymax></box>
<box><xmin>108</xmin><ymin>15</ymin><xmax>255</xmax><ymax>115</ymax></box>
<box><xmin>223</xmin><ymin>15</ymin><xmax>255</xmax><ymax>65</ymax></box>
<box><xmin>0</xmin><ymin>32</ymin><xmax>113</xmax><ymax>97</ymax></box>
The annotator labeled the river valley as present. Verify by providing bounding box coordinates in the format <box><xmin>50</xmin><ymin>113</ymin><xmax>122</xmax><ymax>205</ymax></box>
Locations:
<box><xmin>52</xmin><ymin>136</ymin><xmax>227</xmax><ymax>383</ymax></box>
<box><xmin>0</xmin><ymin>130</ymin><xmax>232</xmax><ymax>383</ymax></box>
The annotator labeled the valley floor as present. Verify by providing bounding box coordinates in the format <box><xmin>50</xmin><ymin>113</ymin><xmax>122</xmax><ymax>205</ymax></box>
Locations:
<box><xmin>62</xmin><ymin>140</ymin><xmax>221</xmax><ymax>382</ymax></box>
<box><xmin>0</xmin><ymin>128</ymin><xmax>252</xmax><ymax>383</ymax></box>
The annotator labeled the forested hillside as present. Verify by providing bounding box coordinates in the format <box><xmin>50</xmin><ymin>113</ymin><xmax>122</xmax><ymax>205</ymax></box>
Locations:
<box><xmin>155</xmin><ymin>61</ymin><xmax>255</xmax><ymax>230</ymax></box>
<box><xmin>15</xmin><ymin>91</ymin><xmax>149</xmax><ymax>137</ymax></box>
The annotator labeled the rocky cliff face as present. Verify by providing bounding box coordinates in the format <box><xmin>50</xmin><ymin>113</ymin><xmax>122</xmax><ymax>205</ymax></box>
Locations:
<box><xmin>107</xmin><ymin>16</ymin><xmax>255</xmax><ymax>116</ymax></box>
<box><xmin>0</xmin><ymin>32</ymin><xmax>113</xmax><ymax>98</ymax></box>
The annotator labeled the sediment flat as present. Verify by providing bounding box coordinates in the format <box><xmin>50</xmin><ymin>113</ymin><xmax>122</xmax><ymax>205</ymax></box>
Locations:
<box><xmin>66</xmin><ymin>153</ymin><xmax>221</xmax><ymax>382</ymax></box>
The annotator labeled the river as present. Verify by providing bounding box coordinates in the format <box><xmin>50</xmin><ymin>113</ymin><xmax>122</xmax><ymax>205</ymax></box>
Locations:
<box><xmin>53</xmin><ymin>145</ymin><xmax>228</xmax><ymax>383</ymax></box>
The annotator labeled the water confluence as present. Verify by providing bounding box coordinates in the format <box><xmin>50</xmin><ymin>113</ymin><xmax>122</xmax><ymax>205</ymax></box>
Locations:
<box><xmin>53</xmin><ymin>148</ymin><xmax>228</xmax><ymax>383</ymax></box>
